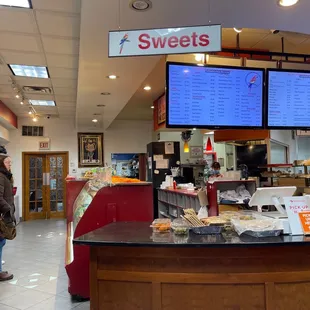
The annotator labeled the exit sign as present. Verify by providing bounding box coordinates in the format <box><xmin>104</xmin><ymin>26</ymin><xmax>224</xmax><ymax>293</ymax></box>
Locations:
<box><xmin>39</xmin><ymin>141</ymin><xmax>50</xmax><ymax>150</ymax></box>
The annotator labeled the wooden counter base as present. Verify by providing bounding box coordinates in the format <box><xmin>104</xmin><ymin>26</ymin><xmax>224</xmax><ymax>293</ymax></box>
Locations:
<box><xmin>89</xmin><ymin>245</ymin><xmax>310</xmax><ymax>310</ymax></box>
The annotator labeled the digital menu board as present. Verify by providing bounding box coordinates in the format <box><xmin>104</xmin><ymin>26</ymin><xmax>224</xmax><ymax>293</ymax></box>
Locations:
<box><xmin>166</xmin><ymin>62</ymin><xmax>265</xmax><ymax>129</ymax></box>
<box><xmin>267</xmin><ymin>69</ymin><xmax>310</xmax><ymax>129</ymax></box>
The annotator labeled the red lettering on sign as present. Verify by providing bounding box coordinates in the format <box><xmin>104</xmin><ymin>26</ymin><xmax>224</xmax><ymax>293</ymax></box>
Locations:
<box><xmin>138</xmin><ymin>32</ymin><xmax>210</xmax><ymax>50</ymax></box>
<box><xmin>138</xmin><ymin>33</ymin><xmax>151</xmax><ymax>49</ymax></box>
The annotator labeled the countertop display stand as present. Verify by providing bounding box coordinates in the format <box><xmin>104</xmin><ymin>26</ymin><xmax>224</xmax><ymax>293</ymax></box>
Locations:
<box><xmin>65</xmin><ymin>180</ymin><xmax>153</xmax><ymax>300</ymax></box>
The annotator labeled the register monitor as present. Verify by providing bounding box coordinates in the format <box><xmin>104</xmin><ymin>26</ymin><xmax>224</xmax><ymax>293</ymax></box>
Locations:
<box><xmin>249</xmin><ymin>186</ymin><xmax>297</xmax><ymax>234</ymax></box>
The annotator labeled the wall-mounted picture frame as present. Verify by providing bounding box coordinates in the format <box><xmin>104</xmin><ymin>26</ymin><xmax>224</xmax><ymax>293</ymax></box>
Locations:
<box><xmin>190</xmin><ymin>146</ymin><xmax>203</xmax><ymax>158</ymax></box>
<box><xmin>157</xmin><ymin>95</ymin><xmax>166</xmax><ymax>125</ymax></box>
<box><xmin>78</xmin><ymin>132</ymin><xmax>104</xmax><ymax>168</ymax></box>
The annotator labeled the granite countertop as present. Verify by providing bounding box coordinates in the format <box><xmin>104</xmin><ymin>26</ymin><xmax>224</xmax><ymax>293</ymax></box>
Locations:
<box><xmin>73</xmin><ymin>222</ymin><xmax>310</xmax><ymax>248</ymax></box>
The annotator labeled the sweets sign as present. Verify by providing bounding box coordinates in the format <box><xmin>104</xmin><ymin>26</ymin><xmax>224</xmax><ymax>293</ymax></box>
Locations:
<box><xmin>109</xmin><ymin>25</ymin><xmax>221</xmax><ymax>57</ymax></box>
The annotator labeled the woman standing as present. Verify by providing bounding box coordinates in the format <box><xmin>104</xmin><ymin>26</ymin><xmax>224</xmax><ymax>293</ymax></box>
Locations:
<box><xmin>0</xmin><ymin>155</ymin><xmax>15</xmax><ymax>281</ymax></box>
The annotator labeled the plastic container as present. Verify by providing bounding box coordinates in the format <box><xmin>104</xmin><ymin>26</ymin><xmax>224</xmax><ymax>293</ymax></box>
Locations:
<box><xmin>171</xmin><ymin>218</ymin><xmax>189</xmax><ymax>235</ymax></box>
<box><xmin>150</xmin><ymin>219</ymin><xmax>171</xmax><ymax>233</ymax></box>
<box><xmin>192</xmin><ymin>226</ymin><xmax>223</xmax><ymax>235</ymax></box>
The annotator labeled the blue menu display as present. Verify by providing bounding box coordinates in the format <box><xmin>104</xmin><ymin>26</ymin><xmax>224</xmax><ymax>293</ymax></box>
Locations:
<box><xmin>166</xmin><ymin>63</ymin><xmax>264</xmax><ymax>128</ymax></box>
<box><xmin>268</xmin><ymin>70</ymin><xmax>310</xmax><ymax>128</ymax></box>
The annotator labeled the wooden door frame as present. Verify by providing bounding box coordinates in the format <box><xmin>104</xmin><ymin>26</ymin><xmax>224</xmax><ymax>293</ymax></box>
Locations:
<box><xmin>22</xmin><ymin>151</ymin><xmax>69</xmax><ymax>221</ymax></box>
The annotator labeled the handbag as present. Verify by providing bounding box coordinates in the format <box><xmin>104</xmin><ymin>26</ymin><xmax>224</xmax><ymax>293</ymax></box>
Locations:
<box><xmin>0</xmin><ymin>214</ymin><xmax>16</xmax><ymax>240</ymax></box>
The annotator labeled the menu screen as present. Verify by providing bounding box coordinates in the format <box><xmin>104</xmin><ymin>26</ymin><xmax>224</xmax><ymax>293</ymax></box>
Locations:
<box><xmin>268</xmin><ymin>70</ymin><xmax>310</xmax><ymax>128</ymax></box>
<box><xmin>166</xmin><ymin>63</ymin><xmax>264</xmax><ymax>128</ymax></box>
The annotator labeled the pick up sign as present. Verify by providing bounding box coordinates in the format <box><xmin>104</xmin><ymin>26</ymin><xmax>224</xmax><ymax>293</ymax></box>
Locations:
<box><xmin>108</xmin><ymin>25</ymin><xmax>221</xmax><ymax>57</ymax></box>
<box><xmin>284</xmin><ymin>197</ymin><xmax>310</xmax><ymax>235</ymax></box>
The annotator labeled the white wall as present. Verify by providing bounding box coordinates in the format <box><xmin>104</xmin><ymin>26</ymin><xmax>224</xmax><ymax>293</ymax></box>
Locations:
<box><xmin>7</xmin><ymin>117</ymin><xmax>153</xmax><ymax>217</ymax></box>
<box><xmin>270</xmin><ymin>130</ymin><xmax>296</xmax><ymax>162</ymax></box>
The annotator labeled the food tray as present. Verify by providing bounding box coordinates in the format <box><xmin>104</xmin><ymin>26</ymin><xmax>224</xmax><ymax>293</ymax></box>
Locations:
<box><xmin>242</xmin><ymin>230</ymin><xmax>282</xmax><ymax>238</ymax></box>
<box><xmin>192</xmin><ymin>226</ymin><xmax>223</xmax><ymax>235</ymax></box>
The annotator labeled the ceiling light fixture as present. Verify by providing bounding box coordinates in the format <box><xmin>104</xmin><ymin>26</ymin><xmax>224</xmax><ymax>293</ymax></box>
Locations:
<box><xmin>0</xmin><ymin>0</ymin><xmax>32</xmax><ymax>8</ymax></box>
<box><xmin>150</xmin><ymin>106</ymin><xmax>154</xmax><ymax>109</ymax></box>
<box><xmin>233</xmin><ymin>27</ymin><xmax>243</xmax><ymax>33</ymax></box>
<box><xmin>195</xmin><ymin>54</ymin><xmax>204</xmax><ymax>61</ymax></box>
<box><xmin>29</xmin><ymin>100</ymin><xmax>56</xmax><ymax>106</ymax></box>
<box><xmin>278</xmin><ymin>0</ymin><xmax>299</xmax><ymax>6</ymax></box>
<box><xmin>92</xmin><ymin>119</ymin><xmax>98</xmax><ymax>123</ymax></box>
<box><xmin>20</xmin><ymin>100</ymin><xmax>24</xmax><ymax>105</ymax></box>
<box><xmin>107</xmin><ymin>75</ymin><xmax>118</xmax><ymax>80</ymax></box>
<box><xmin>28</xmin><ymin>110</ymin><xmax>32</xmax><ymax>115</ymax></box>
<box><xmin>15</xmin><ymin>94</ymin><xmax>20</xmax><ymax>98</ymax></box>
<box><xmin>144</xmin><ymin>86</ymin><xmax>151</xmax><ymax>91</ymax></box>
<box><xmin>130</xmin><ymin>0</ymin><xmax>152</xmax><ymax>11</ymax></box>
<box><xmin>9</xmin><ymin>64</ymin><xmax>49</xmax><ymax>78</ymax></box>
<box><xmin>101</xmin><ymin>92</ymin><xmax>111</xmax><ymax>95</ymax></box>
<box><xmin>33</xmin><ymin>116</ymin><xmax>38</xmax><ymax>122</ymax></box>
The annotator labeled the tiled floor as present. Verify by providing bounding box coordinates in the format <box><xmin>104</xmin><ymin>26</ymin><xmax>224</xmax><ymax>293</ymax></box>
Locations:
<box><xmin>0</xmin><ymin>220</ymin><xmax>90</xmax><ymax>310</ymax></box>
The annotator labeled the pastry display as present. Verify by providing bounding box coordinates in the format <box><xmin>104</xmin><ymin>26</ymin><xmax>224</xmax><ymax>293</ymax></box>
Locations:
<box><xmin>151</xmin><ymin>219</ymin><xmax>171</xmax><ymax>233</ymax></box>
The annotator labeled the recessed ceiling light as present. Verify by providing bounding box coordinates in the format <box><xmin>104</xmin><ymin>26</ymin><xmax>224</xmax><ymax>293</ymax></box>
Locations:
<box><xmin>233</xmin><ymin>27</ymin><xmax>243</xmax><ymax>33</ymax></box>
<box><xmin>33</xmin><ymin>117</ymin><xmax>38</xmax><ymax>122</ymax></box>
<box><xmin>28</xmin><ymin>111</ymin><xmax>32</xmax><ymax>115</ymax></box>
<box><xmin>130</xmin><ymin>0</ymin><xmax>152</xmax><ymax>11</ymax></box>
<box><xmin>9</xmin><ymin>64</ymin><xmax>49</xmax><ymax>78</ymax></box>
<box><xmin>20</xmin><ymin>101</ymin><xmax>24</xmax><ymax>105</ymax></box>
<box><xmin>195</xmin><ymin>54</ymin><xmax>204</xmax><ymax>61</ymax></box>
<box><xmin>0</xmin><ymin>0</ymin><xmax>32</xmax><ymax>8</ymax></box>
<box><xmin>92</xmin><ymin>119</ymin><xmax>98</xmax><ymax>123</ymax></box>
<box><xmin>144</xmin><ymin>86</ymin><xmax>151</xmax><ymax>91</ymax></box>
<box><xmin>97</xmin><ymin>104</ymin><xmax>106</xmax><ymax>107</ymax></box>
<box><xmin>29</xmin><ymin>100</ymin><xmax>56</xmax><ymax>106</ymax></box>
<box><xmin>101</xmin><ymin>92</ymin><xmax>111</xmax><ymax>95</ymax></box>
<box><xmin>278</xmin><ymin>0</ymin><xmax>299</xmax><ymax>6</ymax></box>
<box><xmin>150</xmin><ymin>106</ymin><xmax>154</xmax><ymax>109</ymax></box>
<box><xmin>107</xmin><ymin>75</ymin><xmax>118</xmax><ymax>80</ymax></box>
<box><xmin>15</xmin><ymin>94</ymin><xmax>20</xmax><ymax>98</ymax></box>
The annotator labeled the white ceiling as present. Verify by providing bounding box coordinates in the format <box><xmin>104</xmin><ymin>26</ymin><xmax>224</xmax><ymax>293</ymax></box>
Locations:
<box><xmin>1</xmin><ymin>0</ymin><xmax>310</xmax><ymax>129</ymax></box>
<box><xmin>0</xmin><ymin>0</ymin><xmax>80</xmax><ymax>120</ymax></box>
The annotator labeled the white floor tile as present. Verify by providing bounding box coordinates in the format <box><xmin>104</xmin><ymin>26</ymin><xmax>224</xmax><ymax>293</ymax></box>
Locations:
<box><xmin>26</xmin><ymin>295</ymin><xmax>79</xmax><ymax>310</ymax></box>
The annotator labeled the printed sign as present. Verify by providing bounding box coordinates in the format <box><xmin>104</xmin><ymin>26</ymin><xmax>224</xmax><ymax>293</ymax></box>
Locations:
<box><xmin>39</xmin><ymin>141</ymin><xmax>50</xmax><ymax>150</ymax></box>
<box><xmin>298</xmin><ymin>211</ymin><xmax>310</xmax><ymax>235</ymax></box>
<box><xmin>284</xmin><ymin>196</ymin><xmax>310</xmax><ymax>235</ymax></box>
<box><xmin>165</xmin><ymin>142</ymin><xmax>174</xmax><ymax>155</ymax></box>
<box><xmin>109</xmin><ymin>25</ymin><xmax>221</xmax><ymax>57</ymax></box>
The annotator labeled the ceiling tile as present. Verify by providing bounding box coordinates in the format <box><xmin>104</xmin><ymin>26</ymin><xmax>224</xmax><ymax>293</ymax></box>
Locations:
<box><xmin>0</xmin><ymin>9</ymin><xmax>37</xmax><ymax>34</ymax></box>
<box><xmin>32</xmin><ymin>0</ymin><xmax>81</xmax><ymax>14</ymax></box>
<box><xmin>36</xmin><ymin>11</ymin><xmax>80</xmax><ymax>38</ymax></box>
<box><xmin>45</xmin><ymin>54</ymin><xmax>78</xmax><ymax>69</ymax></box>
<box><xmin>0</xmin><ymin>75</ymin><xmax>11</xmax><ymax>84</ymax></box>
<box><xmin>53</xmin><ymin>87</ymin><xmax>77</xmax><ymax>95</ymax></box>
<box><xmin>0</xmin><ymin>64</ymin><xmax>11</xmax><ymax>76</ymax></box>
<box><xmin>55</xmin><ymin>94</ymin><xmax>76</xmax><ymax>102</ymax></box>
<box><xmin>14</xmin><ymin>77</ymin><xmax>51</xmax><ymax>87</ymax></box>
<box><xmin>0</xmin><ymin>33</ymin><xmax>41</xmax><ymax>53</ymax></box>
<box><xmin>48</xmin><ymin>67</ymin><xmax>78</xmax><ymax>79</ymax></box>
<box><xmin>0</xmin><ymin>51</ymin><xmax>46</xmax><ymax>66</ymax></box>
<box><xmin>52</xmin><ymin>78</ymin><xmax>77</xmax><ymax>88</ymax></box>
<box><xmin>41</xmin><ymin>37</ymin><xmax>79</xmax><ymax>55</ymax></box>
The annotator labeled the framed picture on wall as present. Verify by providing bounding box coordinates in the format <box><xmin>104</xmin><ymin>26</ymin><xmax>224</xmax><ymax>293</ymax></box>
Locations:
<box><xmin>78</xmin><ymin>133</ymin><xmax>104</xmax><ymax>168</ymax></box>
<box><xmin>190</xmin><ymin>146</ymin><xmax>203</xmax><ymax>158</ymax></box>
<box><xmin>157</xmin><ymin>95</ymin><xmax>166</xmax><ymax>125</ymax></box>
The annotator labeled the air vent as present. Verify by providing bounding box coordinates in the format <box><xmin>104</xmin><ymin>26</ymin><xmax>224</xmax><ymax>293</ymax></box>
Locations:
<box><xmin>22</xmin><ymin>126</ymin><xmax>44</xmax><ymax>137</ymax></box>
<box><xmin>23</xmin><ymin>86</ymin><xmax>52</xmax><ymax>94</ymax></box>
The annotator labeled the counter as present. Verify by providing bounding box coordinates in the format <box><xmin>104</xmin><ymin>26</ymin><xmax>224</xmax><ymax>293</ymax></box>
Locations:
<box><xmin>74</xmin><ymin>222</ymin><xmax>310</xmax><ymax>310</ymax></box>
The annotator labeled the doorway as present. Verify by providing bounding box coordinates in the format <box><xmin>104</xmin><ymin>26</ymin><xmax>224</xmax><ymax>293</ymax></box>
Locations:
<box><xmin>22</xmin><ymin>152</ymin><xmax>69</xmax><ymax>221</ymax></box>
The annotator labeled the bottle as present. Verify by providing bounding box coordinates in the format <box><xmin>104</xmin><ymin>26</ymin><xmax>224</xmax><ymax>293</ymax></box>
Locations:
<box><xmin>173</xmin><ymin>180</ymin><xmax>177</xmax><ymax>190</ymax></box>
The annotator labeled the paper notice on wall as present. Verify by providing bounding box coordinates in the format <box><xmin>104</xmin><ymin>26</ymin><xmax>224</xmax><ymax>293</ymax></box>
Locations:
<box><xmin>156</xmin><ymin>159</ymin><xmax>169</xmax><ymax>169</ymax></box>
<box><xmin>284</xmin><ymin>196</ymin><xmax>310</xmax><ymax>235</ymax></box>
<box><xmin>154</xmin><ymin>155</ymin><xmax>163</xmax><ymax>161</ymax></box>
<box><xmin>165</xmin><ymin>142</ymin><xmax>174</xmax><ymax>154</ymax></box>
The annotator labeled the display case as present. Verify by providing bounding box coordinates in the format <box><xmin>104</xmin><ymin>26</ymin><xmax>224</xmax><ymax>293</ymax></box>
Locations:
<box><xmin>65</xmin><ymin>180</ymin><xmax>153</xmax><ymax>300</ymax></box>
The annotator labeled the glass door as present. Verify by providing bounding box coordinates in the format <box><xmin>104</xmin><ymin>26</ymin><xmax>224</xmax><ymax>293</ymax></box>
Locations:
<box><xmin>24</xmin><ymin>152</ymin><xmax>68</xmax><ymax>221</ymax></box>
<box><xmin>25</xmin><ymin>154</ymin><xmax>47</xmax><ymax>220</ymax></box>
<box><xmin>46</xmin><ymin>154</ymin><xmax>67</xmax><ymax>219</ymax></box>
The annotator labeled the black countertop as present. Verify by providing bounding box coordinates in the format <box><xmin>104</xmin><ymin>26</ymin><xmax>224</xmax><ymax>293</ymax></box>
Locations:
<box><xmin>73</xmin><ymin>222</ymin><xmax>310</xmax><ymax>248</ymax></box>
